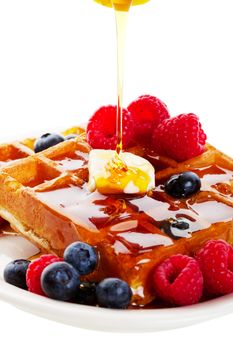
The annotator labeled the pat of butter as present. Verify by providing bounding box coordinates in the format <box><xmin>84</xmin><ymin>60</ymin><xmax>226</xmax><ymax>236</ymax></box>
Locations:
<box><xmin>88</xmin><ymin>149</ymin><xmax>155</xmax><ymax>195</ymax></box>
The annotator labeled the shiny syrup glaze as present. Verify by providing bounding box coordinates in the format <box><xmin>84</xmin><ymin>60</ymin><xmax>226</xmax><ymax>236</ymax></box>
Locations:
<box><xmin>36</xmin><ymin>163</ymin><xmax>233</xmax><ymax>256</ymax></box>
<box><xmin>156</xmin><ymin>164</ymin><xmax>233</xmax><ymax>197</ymax></box>
<box><xmin>19</xmin><ymin>157</ymin><xmax>232</xmax><ymax>306</ymax></box>
<box><xmin>52</xmin><ymin>150</ymin><xmax>88</xmax><ymax>172</ymax></box>
<box><xmin>195</xmin><ymin>165</ymin><xmax>233</xmax><ymax>198</ymax></box>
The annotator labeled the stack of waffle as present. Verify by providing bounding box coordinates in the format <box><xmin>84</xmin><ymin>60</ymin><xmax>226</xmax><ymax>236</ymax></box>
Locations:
<box><xmin>0</xmin><ymin>128</ymin><xmax>232</xmax><ymax>306</ymax></box>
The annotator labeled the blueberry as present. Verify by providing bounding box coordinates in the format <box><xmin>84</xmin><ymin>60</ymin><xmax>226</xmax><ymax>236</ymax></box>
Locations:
<box><xmin>4</xmin><ymin>259</ymin><xmax>30</xmax><ymax>290</ymax></box>
<box><xmin>160</xmin><ymin>218</ymin><xmax>190</xmax><ymax>239</ymax></box>
<box><xmin>65</xmin><ymin>134</ymin><xmax>77</xmax><ymax>140</ymax></box>
<box><xmin>164</xmin><ymin>171</ymin><xmax>201</xmax><ymax>198</ymax></box>
<box><xmin>96</xmin><ymin>278</ymin><xmax>132</xmax><ymax>309</ymax></box>
<box><xmin>41</xmin><ymin>262</ymin><xmax>80</xmax><ymax>301</ymax></box>
<box><xmin>34</xmin><ymin>133</ymin><xmax>65</xmax><ymax>153</ymax></box>
<box><xmin>171</xmin><ymin>220</ymin><xmax>189</xmax><ymax>230</ymax></box>
<box><xmin>64</xmin><ymin>242</ymin><xmax>98</xmax><ymax>276</ymax></box>
<box><xmin>75</xmin><ymin>282</ymin><xmax>97</xmax><ymax>305</ymax></box>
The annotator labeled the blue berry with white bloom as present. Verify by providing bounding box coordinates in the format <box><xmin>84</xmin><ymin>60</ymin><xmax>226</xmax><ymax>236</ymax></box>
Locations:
<box><xmin>4</xmin><ymin>259</ymin><xmax>30</xmax><ymax>290</ymax></box>
<box><xmin>64</xmin><ymin>241</ymin><xmax>98</xmax><ymax>275</ymax></box>
<box><xmin>41</xmin><ymin>261</ymin><xmax>80</xmax><ymax>301</ymax></box>
<box><xmin>96</xmin><ymin>278</ymin><xmax>132</xmax><ymax>309</ymax></box>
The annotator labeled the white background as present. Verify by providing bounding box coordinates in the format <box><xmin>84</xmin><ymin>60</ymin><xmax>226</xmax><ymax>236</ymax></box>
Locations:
<box><xmin>0</xmin><ymin>0</ymin><xmax>233</xmax><ymax>348</ymax></box>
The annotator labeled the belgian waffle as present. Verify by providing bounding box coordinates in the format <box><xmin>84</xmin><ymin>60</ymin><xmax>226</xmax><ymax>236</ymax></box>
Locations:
<box><xmin>0</xmin><ymin>135</ymin><xmax>232</xmax><ymax>306</ymax></box>
<box><xmin>0</xmin><ymin>126</ymin><xmax>85</xmax><ymax>226</ymax></box>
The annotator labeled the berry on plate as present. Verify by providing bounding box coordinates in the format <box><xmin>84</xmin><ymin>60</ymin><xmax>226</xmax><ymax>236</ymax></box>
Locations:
<box><xmin>96</xmin><ymin>278</ymin><xmax>132</xmax><ymax>309</ymax></box>
<box><xmin>26</xmin><ymin>254</ymin><xmax>63</xmax><ymax>296</ymax></box>
<box><xmin>86</xmin><ymin>105</ymin><xmax>134</xmax><ymax>150</ymax></box>
<box><xmin>34</xmin><ymin>133</ymin><xmax>65</xmax><ymax>153</ymax></box>
<box><xmin>64</xmin><ymin>241</ymin><xmax>98</xmax><ymax>275</ymax></box>
<box><xmin>41</xmin><ymin>262</ymin><xmax>80</xmax><ymax>301</ymax></box>
<box><xmin>4</xmin><ymin>259</ymin><xmax>30</xmax><ymax>290</ymax></box>
<box><xmin>153</xmin><ymin>254</ymin><xmax>203</xmax><ymax>306</ymax></box>
<box><xmin>127</xmin><ymin>95</ymin><xmax>170</xmax><ymax>143</ymax></box>
<box><xmin>75</xmin><ymin>282</ymin><xmax>97</xmax><ymax>306</ymax></box>
<box><xmin>196</xmin><ymin>240</ymin><xmax>233</xmax><ymax>296</ymax></box>
<box><xmin>152</xmin><ymin>113</ymin><xmax>207</xmax><ymax>161</ymax></box>
<box><xmin>164</xmin><ymin>171</ymin><xmax>201</xmax><ymax>199</ymax></box>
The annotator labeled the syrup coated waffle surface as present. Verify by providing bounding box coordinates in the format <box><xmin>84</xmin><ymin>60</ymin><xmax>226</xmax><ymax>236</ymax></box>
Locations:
<box><xmin>0</xmin><ymin>126</ymin><xmax>85</xmax><ymax>225</ymax></box>
<box><xmin>0</xmin><ymin>135</ymin><xmax>232</xmax><ymax>306</ymax></box>
<box><xmin>0</xmin><ymin>126</ymin><xmax>85</xmax><ymax>166</ymax></box>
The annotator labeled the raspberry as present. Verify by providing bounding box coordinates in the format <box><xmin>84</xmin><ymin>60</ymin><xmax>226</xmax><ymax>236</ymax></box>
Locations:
<box><xmin>127</xmin><ymin>95</ymin><xmax>170</xmax><ymax>143</ymax></box>
<box><xmin>196</xmin><ymin>240</ymin><xmax>233</xmax><ymax>296</ymax></box>
<box><xmin>87</xmin><ymin>105</ymin><xmax>134</xmax><ymax>150</ymax></box>
<box><xmin>153</xmin><ymin>254</ymin><xmax>203</xmax><ymax>306</ymax></box>
<box><xmin>152</xmin><ymin>113</ymin><xmax>207</xmax><ymax>161</ymax></box>
<box><xmin>26</xmin><ymin>254</ymin><xmax>63</xmax><ymax>296</ymax></box>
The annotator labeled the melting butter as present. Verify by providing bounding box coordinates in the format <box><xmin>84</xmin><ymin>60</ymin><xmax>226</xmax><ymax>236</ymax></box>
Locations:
<box><xmin>88</xmin><ymin>149</ymin><xmax>155</xmax><ymax>195</ymax></box>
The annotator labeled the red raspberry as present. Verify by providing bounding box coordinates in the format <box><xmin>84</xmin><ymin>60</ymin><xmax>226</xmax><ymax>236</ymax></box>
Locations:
<box><xmin>152</xmin><ymin>113</ymin><xmax>207</xmax><ymax>161</ymax></box>
<box><xmin>26</xmin><ymin>254</ymin><xmax>63</xmax><ymax>296</ymax></box>
<box><xmin>196</xmin><ymin>240</ymin><xmax>233</xmax><ymax>296</ymax></box>
<box><xmin>87</xmin><ymin>105</ymin><xmax>134</xmax><ymax>150</ymax></box>
<box><xmin>127</xmin><ymin>95</ymin><xmax>170</xmax><ymax>143</ymax></box>
<box><xmin>153</xmin><ymin>254</ymin><xmax>203</xmax><ymax>306</ymax></box>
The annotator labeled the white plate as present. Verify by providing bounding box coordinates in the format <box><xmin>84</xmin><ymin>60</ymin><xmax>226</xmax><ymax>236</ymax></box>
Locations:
<box><xmin>1</xmin><ymin>235</ymin><xmax>233</xmax><ymax>332</ymax></box>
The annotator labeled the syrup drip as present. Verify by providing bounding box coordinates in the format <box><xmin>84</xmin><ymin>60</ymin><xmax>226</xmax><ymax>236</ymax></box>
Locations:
<box><xmin>93</xmin><ymin>0</ymin><xmax>153</xmax><ymax>189</ymax></box>
<box><xmin>96</xmin><ymin>154</ymin><xmax>152</xmax><ymax>194</ymax></box>
<box><xmin>114</xmin><ymin>5</ymin><xmax>131</xmax><ymax>154</ymax></box>
<box><xmin>103</xmin><ymin>1</ymin><xmax>132</xmax><ymax>175</ymax></box>
<box><xmin>104</xmin><ymin>2</ymin><xmax>159</xmax><ymax>191</ymax></box>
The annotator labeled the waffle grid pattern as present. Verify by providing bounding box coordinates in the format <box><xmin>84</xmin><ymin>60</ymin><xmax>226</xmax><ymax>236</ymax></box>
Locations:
<box><xmin>0</xmin><ymin>133</ymin><xmax>232</xmax><ymax>305</ymax></box>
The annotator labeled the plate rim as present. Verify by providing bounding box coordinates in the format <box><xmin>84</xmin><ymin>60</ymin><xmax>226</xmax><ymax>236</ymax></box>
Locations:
<box><xmin>1</xmin><ymin>277</ymin><xmax>233</xmax><ymax>332</ymax></box>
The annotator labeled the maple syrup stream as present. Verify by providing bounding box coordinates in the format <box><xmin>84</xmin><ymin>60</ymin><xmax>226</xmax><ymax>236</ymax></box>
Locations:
<box><xmin>113</xmin><ymin>1</ymin><xmax>132</xmax><ymax>167</ymax></box>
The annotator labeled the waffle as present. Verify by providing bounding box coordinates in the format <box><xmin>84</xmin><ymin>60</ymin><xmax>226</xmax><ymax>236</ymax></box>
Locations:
<box><xmin>0</xmin><ymin>126</ymin><xmax>85</xmax><ymax>166</ymax></box>
<box><xmin>0</xmin><ymin>126</ymin><xmax>85</xmax><ymax>226</ymax></box>
<box><xmin>0</xmin><ymin>222</ymin><xmax>18</xmax><ymax>237</ymax></box>
<box><xmin>0</xmin><ymin>137</ymin><xmax>232</xmax><ymax>306</ymax></box>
